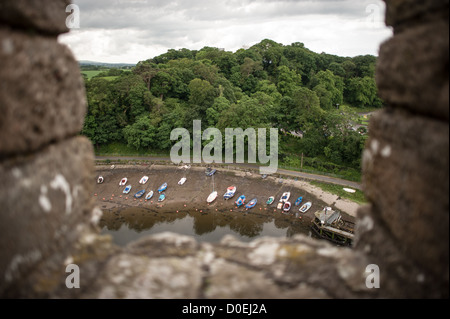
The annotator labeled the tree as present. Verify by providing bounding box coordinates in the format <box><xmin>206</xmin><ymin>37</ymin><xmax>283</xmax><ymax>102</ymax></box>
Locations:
<box><xmin>311</xmin><ymin>70</ymin><xmax>343</xmax><ymax>109</ymax></box>
<box><xmin>345</xmin><ymin>76</ymin><xmax>383</xmax><ymax>107</ymax></box>
<box><xmin>188</xmin><ymin>78</ymin><xmax>216</xmax><ymax>119</ymax></box>
<box><xmin>133</xmin><ymin>61</ymin><xmax>159</xmax><ymax>91</ymax></box>
<box><xmin>206</xmin><ymin>96</ymin><xmax>231</xmax><ymax>126</ymax></box>
<box><xmin>122</xmin><ymin>115</ymin><xmax>157</xmax><ymax>150</ymax></box>
<box><xmin>240</xmin><ymin>57</ymin><xmax>263</xmax><ymax>78</ymax></box>
<box><xmin>276</xmin><ymin>65</ymin><xmax>302</xmax><ymax>96</ymax></box>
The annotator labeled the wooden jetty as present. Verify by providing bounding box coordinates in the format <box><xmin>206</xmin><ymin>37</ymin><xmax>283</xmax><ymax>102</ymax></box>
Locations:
<box><xmin>310</xmin><ymin>207</ymin><xmax>354</xmax><ymax>246</ymax></box>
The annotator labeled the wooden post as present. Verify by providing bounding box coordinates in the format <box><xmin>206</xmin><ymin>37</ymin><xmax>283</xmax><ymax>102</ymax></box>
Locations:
<box><xmin>300</xmin><ymin>153</ymin><xmax>304</xmax><ymax>171</ymax></box>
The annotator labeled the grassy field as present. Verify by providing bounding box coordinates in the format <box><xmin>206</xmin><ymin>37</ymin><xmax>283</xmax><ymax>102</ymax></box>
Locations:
<box><xmin>310</xmin><ymin>180</ymin><xmax>367</xmax><ymax>205</ymax></box>
<box><xmin>94</xmin><ymin>141</ymin><xmax>169</xmax><ymax>157</ymax></box>
<box><xmin>81</xmin><ymin>70</ymin><xmax>107</xmax><ymax>79</ymax></box>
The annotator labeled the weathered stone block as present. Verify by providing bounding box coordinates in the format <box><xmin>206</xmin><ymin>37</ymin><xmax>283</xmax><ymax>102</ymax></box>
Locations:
<box><xmin>0</xmin><ymin>136</ymin><xmax>96</xmax><ymax>297</ymax></box>
<box><xmin>355</xmin><ymin>205</ymin><xmax>448</xmax><ymax>298</ymax></box>
<box><xmin>0</xmin><ymin>0</ymin><xmax>70</xmax><ymax>35</ymax></box>
<box><xmin>0</xmin><ymin>27</ymin><xmax>87</xmax><ymax>157</ymax></box>
<box><xmin>384</xmin><ymin>0</ymin><xmax>449</xmax><ymax>32</ymax></box>
<box><xmin>376</xmin><ymin>21</ymin><xmax>449</xmax><ymax>120</ymax></box>
<box><xmin>362</xmin><ymin>109</ymin><xmax>449</xmax><ymax>282</ymax></box>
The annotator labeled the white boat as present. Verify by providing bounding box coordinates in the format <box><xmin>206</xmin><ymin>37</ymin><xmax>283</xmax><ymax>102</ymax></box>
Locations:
<box><xmin>207</xmin><ymin>191</ymin><xmax>218</xmax><ymax>203</ymax></box>
<box><xmin>299</xmin><ymin>202</ymin><xmax>312</xmax><ymax>213</ymax></box>
<box><xmin>145</xmin><ymin>191</ymin><xmax>154</xmax><ymax>200</ymax></box>
<box><xmin>343</xmin><ymin>188</ymin><xmax>356</xmax><ymax>193</ymax></box>
<box><xmin>119</xmin><ymin>177</ymin><xmax>127</xmax><ymax>186</ymax></box>
<box><xmin>223</xmin><ymin>186</ymin><xmax>237</xmax><ymax>199</ymax></box>
<box><xmin>123</xmin><ymin>185</ymin><xmax>132</xmax><ymax>194</ymax></box>
<box><xmin>280</xmin><ymin>192</ymin><xmax>290</xmax><ymax>202</ymax></box>
<box><xmin>283</xmin><ymin>201</ymin><xmax>292</xmax><ymax>212</ymax></box>
<box><xmin>97</xmin><ymin>176</ymin><xmax>104</xmax><ymax>184</ymax></box>
<box><xmin>277</xmin><ymin>202</ymin><xmax>283</xmax><ymax>210</ymax></box>
<box><xmin>139</xmin><ymin>176</ymin><xmax>149</xmax><ymax>184</ymax></box>
<box><xmin>178</xmin><ymin>177</ymin><xmax>187</xmax><ymax>185</ymax></box>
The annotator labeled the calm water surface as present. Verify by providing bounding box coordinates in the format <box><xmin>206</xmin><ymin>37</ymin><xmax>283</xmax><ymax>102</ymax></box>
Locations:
<box><xmin>100</xmin><ymin>207</ymin><xmax>313</xmax><ymax>245</ymax></box>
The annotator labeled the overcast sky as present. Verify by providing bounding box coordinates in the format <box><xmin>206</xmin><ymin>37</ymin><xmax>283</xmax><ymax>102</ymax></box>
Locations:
<box><xmin>58</xmin><ymin>0</ymin><xmax>393</xmax><ymax>64</ymax></box>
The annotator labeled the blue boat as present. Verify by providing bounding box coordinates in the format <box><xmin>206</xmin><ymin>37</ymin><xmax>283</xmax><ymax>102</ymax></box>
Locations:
<box><xmin>123</xmin><ymin>185</ymin><xmax>132</xmax><ymax>194</ymax></box>
<box><xmin>158</xmin><ymin>182</ymin><xmax>167</xmax><ymax>193</ymax></box>
<box><xmin>158</xmin><ymin>194</ymin><xmax>166</xmax><ymax>202</ymax></box>
<box><xmin>295</xmin><ymin>196</ymin><xmax>303</xmax><ymax>206</ymax></box>
<box><xmin>245</xmin><ymin>198</ymin><xmax>258</xmax><ymax>210</ymax></box>
<box><xmin>235</xmin><ymin>195</ymin><xmax>246</xmax><ymax>207</ymax></box>
<box><xmin>134</xmin><ymin>189</ymin><xmax>146</xmax><ymax>198</ymax></box>
<box><xmin>206</xmin><ymin>168</ymin><xmax>217</xmax><ymax>176</ymax></box>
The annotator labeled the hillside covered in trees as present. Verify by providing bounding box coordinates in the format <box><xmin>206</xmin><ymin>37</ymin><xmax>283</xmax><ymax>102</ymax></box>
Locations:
<box><xmin>81</xmin><ymin>39</ymin><xmax>383</xmax><ymax>181</ymax></box>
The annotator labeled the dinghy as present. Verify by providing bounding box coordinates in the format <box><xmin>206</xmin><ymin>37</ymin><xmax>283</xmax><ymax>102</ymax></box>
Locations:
<box><xmin>245</xmin><ymin>198</ymin><xmax>258</xmax><ymax>210</ymax></box>
<box><xmin>119</xmin><ymin>178</ymin><xmax>127</xmax><ymax>186</ymax></box>
<box><xmin>206</xmin><ymin>168</ymin><xmax>217</xmax><ymax>176</ymax></box>
<box><xmin>266</xmin><ymin>196</ymin><xmax>275</xmax><ymax>205</ymax></box>
<box><xmin>134</xmin><ymin>189</ymin><xmax>146</xmax><ymax>198</ymax></box>
<box><xmin>277</xmin><ymin>202</ymin><xmax>283</xmax><ymax>210</ymax></box>
<box><xmin>97</xmin><ymin>176</ymin><xmax>104</xmax><ymax>184</ymax></box>
<box><xmin>299</xmin><ymin>201</ymin><xmax>312</xmax><ymax>213</ymax></box>
<box><xmin>294</xmin><ymin>196</ymin><xmax>303</xmax><ymax>206</ymax></box>
<box><xmin>283</xmin><ymin>201</ymin><xmax>292</xmax><ymax>212</ymax></box>
<box><xmin>139</xmin><ymin>176</ymin><xmax>149</xmax><ymax>184</ymax></box>
<box><xmin>123</xmin><ymin>185</ymin><xmax>132</xmax><ymax>194</ymax></box>
<box><xmin>158</xmin><ymin>182</ymin><xmax>167</xmax><ymax>193</ymax></box>
<box><xmin>178</xmin><ymin>177</ymin><xmax>187</xmax><ymax>185</ymax></box>
<box><xmin>145</xmin><ymin>191</ymin><xmax>154</xmax><ymax>200</ymax></box>
<box><xmin>235</xmin><ymin>195</ymin><xmax>246</xmax><ymax>207</ymax></box>
<box><xmin>207</xmin><ymin>191</ymin><xmax>218</xmax><ymax>203</ymax></box>
<box><xmin>280</xmin><ymin>192</ymin><xmax>290</xmax><ymax>202</ymax></box>
<box><xmin>158</xmin><ymin>194</ymin><xmax>166</xmax><ymax>202</ymax></box>
<box><xmin>223</xmin><ymin>186</ymin><xmax>237</xmax><ymax>200</ymax></box>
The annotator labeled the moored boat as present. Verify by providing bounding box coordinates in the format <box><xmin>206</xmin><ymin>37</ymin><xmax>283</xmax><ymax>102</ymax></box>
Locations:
<box><xmin>119</xmin><ymin>177</ymin><xmax>127</xmax><ymax>186</ymax></box>
<box><xmin>223</xmin><ymin>186</ymin><xmax>237</xmax><ymax>200</ymax></box>
<box><xmin>97</xmin><ymin>176</ymin><xmax>104</xmax><ymax>184</ymax></box>
<box><xmin>266</xmin><ymin>196</ymin><xmax>275</xmax><ymax>205</ymax></box>
<box><xmin>206</xmin><ymin>168</ymin><xmax>217</xmax><ymax>176</ymax></box>
<box><xmin>235</xmin><ymin>195</ymin><xmax>246</xmax><ymax>207</ymax></box>
<box><xmin>280</xmin><ymin>192</ymin><xmax>290</xmax><ymax>202</ymax></box>
<box><xmin>134</xmin><ymin>189</ymin><xmax>146</xmax><ymax>198</ymax></box>
<box><xmin>158</xmin><ymin>194</ymin><xmax>166</xmax><ymax>202</ymax></box>
<box><xmin>158</xmin><ymin>182</ymin><xmax>168</xmax><ymax>193</ymax></box>
<box><xmin>178</xmin><ymin>177</ymin><xmax>187</xmax><ymax>185</ymax></box>
<box><xmin>207</xmin><ymin>191</ymin><xmax>218</xmax><ymax>203</ymax></box>
<box><xmin>299</xmin><ymin>201</ymin><xmax>312</xmax><ymax>213</ymax></box>
<box><xmin>245</xmin><ymin>198</ymin><xmax>258</xmax><ymax>210</ymax></box>
<box><xmin>123</xmin><ymin>185</ymin><xmax>132</xmax><ymax>194</ymax></box>
<box><xmin>139</xmin><ymin>176</ymin><xmax>149</xmax><ymax>184</ymax></box>
<box><xmin>145</xmin><ymin>190</ymin><xmax>154</xmax><ymax>200</ymax></box>
<box><xmin>283</xmin><ymin>201</ymin><xmax>292</xmax><ymax>212</ymax></box>
<box><xmin>294</xmin><ymin>196</ymin><xmax>303</xmax><ymax>206</ymax></box>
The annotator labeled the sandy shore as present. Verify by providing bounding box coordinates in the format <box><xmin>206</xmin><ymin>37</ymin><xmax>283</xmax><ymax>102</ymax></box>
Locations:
<box><xmin>93</xmin><ymin>164</ymin><xmax>360</xmax><ymax>221</ymax></box>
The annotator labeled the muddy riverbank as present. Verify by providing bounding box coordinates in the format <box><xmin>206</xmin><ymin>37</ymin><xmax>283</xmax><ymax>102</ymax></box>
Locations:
<box><xmin>94</xmin><ymin>164</ymin><xmax>359</xmax><ymax>244</ymax></box>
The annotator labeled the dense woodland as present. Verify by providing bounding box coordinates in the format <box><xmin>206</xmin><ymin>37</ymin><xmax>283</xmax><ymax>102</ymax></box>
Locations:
<box><xmin>81</xmin><ymin>39</ymin><xmax>383</xmax><ymax>180</ymax></box>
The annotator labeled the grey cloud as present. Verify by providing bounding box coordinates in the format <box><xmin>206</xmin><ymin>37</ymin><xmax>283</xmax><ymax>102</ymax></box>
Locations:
<box><xmin>72</xmin><ymin>0</ymin><xmax>381</xmax><ymax>29</ymax></box>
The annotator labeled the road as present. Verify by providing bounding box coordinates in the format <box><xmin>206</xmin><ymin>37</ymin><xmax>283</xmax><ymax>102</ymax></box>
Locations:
<box><xmin>95</xmin><ymin>156</ymin><xmax>363</xmax><ymax>191</ymax></box>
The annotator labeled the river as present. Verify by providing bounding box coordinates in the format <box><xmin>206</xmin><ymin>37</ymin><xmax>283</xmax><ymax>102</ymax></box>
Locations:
<box><xmin>99</xmin><ymin>206</ymin><xmax>316</xmax><ymax>245</ymax></box>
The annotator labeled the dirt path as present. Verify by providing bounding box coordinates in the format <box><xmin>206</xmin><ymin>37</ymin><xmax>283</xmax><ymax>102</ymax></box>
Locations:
<box><xmin>95</xmin><ymin>156</ymin><xmax>363</xmax><ymax>190</ymax></box>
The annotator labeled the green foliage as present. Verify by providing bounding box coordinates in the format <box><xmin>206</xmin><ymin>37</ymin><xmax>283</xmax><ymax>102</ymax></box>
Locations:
<box><xmin>82</xmin><ymin>39</ymin><xmax>382</xmax><ymax>180</ymax></box>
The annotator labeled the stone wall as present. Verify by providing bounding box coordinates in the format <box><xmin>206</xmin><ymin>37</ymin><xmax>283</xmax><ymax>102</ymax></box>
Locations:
<box><xmin>0</xmin><ymin>0</ymin><xmax>448</xmax><ymax>298</ymax></box>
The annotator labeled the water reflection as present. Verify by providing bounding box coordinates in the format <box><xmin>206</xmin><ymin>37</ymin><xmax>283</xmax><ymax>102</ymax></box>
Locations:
<box><xmin>99</xmin><ymin>207</ymin><xmax>312</xmax><ymax>245</ymax></box>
